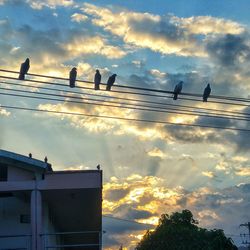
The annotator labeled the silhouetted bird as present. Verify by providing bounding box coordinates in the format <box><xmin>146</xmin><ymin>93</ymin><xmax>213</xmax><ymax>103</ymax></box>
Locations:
<box><xmin>94</xmin><ymin>69</ymin><xmax>101</xmax><ymax>90</ymax></box>
<box><xmin>203</xmin><ymin>83</ymin><xmax>211</xmax><ymax>102</ymax></box>
<box><xmin>106</xmin><ymin>74</ymin><xmax>117</xmax><ymax>91</ymax></box>
<box><xmin>96</xmin><ymin>164</ymin><xmax>100</xmax><ymax>170</ymax></box>
<box><xmin>69</xmin><ymin>67</ymin><xmax>77</xmax><ymax>88</ymax></box>
<box><xmin>19</xmin><ymin>58</ymin><xmax>30</xmax><ymax>80</ymax></box>
<box><xmin>44</xmin><ymin>156</ymin><xmax>48</xmax><ymax>163</ymax></box>
<box><xmin>173</xmin><ymin>81</ymin><xmax>183</xmax><ymax>100</ymax></box>
<box><xmin>29</xmin><ymin>153</ymin><xmax>32</xmax><ymax>158</ymax></box>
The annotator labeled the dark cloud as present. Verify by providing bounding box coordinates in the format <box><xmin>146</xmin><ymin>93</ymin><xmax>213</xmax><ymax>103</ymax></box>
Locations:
<box><xmin>128</xmin><ymin>14</ymin><xmax>186</xmax><ymax>42</ymax></box>
<box><xmin>103</xmin><ymin>215</ymin><xmax>152</xmax><ymax>234</ymax></box>
<box><xmin>113</xmin><ymin>204</ymin><xmax>156</xmax><ymax>220</ymax></box>
<box><xmin>164</xmin><ymin>124</ymin><xmax>223</xmax><ymax>144</ymax></box>
<box><xmin>206</xmin><ymin>33</ymin><xmax>250</xmax><ymax>68</ymax></box>
<box><xmin>15</xmin><ymin>24</ymin><xmax>66</xmax><ymax>58</ymax></box>
<box><xmin>125</xmin><ymin>208</ymin><xmax>155</xmax><ymax>220</ymax></box>
<box><xmin>105</xmin><ymin>188</ymin><xmax>130</xmax><ymax>202</ymax></box>
<box><xmin>0</xmin><ymin>20</ymin><xmax>66</xmax><ymax>67</ymax></box>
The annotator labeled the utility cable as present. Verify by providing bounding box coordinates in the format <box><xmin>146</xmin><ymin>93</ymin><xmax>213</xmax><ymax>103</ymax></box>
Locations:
<box><xmin>1</xmin><ymin>88</ymin><xmax>250</xmax><ymax>122</ymax></box>
<box><xmin>0</xmin><ymin>68</ymin><xmax>249</xmax><ymax>103</ymax></box>
<box><xmin>0</xmin><ymin>75</ymin><xmax>249</xmax><ymax>108</ymax></box>
<box><xmin>1</xmin><ymin>104</ymin><xmax>250</xmax><ymax>132</ymax></box>
<box><xmin>1</xmin><ymin>80</ymin><xmax>249</xmax><ymax>118</ymax></box>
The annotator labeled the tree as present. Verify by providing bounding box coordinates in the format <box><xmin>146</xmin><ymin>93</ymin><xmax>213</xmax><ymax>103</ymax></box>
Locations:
<box><xmin>136</xmin><ymin>210</ymin><xmax>238</xmax><ymax>250</ymax></box>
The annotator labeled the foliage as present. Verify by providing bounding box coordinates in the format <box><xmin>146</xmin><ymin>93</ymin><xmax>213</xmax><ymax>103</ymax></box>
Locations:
<box><xmin>135</xmin><ymin>210</ymin><xmax>238</xmax><ymax>250</ymax></box>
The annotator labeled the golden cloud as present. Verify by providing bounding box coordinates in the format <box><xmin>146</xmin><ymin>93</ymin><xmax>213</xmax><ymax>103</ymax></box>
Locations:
<box><xmin>62</xmin><ymin>35</ymin><xmax>126</xmax><ymax>59</ymax></box>
<box><xmin>202</xmin><ymin>171</ymin><xmax>216</xmax><ymax>178</ymax></box>
<box><xmin>147</xmin><ymin>147</ymin><xmax>166</xmax><ymax>159</ymax></box>
<box><xmin>82</xmin><ymin>3</ymin><xmax>206</xmax><ymax>57</ymax></box>
<box><xmin>99</xmin><ymin>174</ymin><xmax>250</xmax><ymax>249</ymax></box>
<box><xmin>234</xmin><ymin>167</ymin><xmax>250</xmax><ymax>176</ymax></box>
<box><xmin>172</xmin><ymin>16</ymin><xmax>245</xmax><ymax>35</ymax></box>
<box><xmin>0</xmin><ymin>107</ymin><xmax>10</xmax><ymax>116</ymax></box>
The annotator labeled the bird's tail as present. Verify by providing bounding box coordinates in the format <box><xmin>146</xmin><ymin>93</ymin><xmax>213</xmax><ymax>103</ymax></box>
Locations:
<box><xmin>106</xmin><ymin>84</ymin><xmax>111</xmax><ymax>91</ymax></box>
<box><xmin>203</xmin><ymin>98</ymin><xmax>207</xmax><ymax>102</ymax></box>
<box><xmin>18</xmin><ymin>73</ymin><xmax>25</xmax><ymax>80</ymax></box>
<box><xmin>69</xmin><ymin>80</ymin><xmax>75</xmax><ymax>88</ymax></box>
<box><xmin>173</xmin><ymin>93</ymin><xmax>178</xmax><ymax>100</ymax></box>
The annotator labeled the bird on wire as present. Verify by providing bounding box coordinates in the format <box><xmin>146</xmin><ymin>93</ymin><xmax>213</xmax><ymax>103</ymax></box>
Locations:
<box><xmin>18</xmin><ymin>58</ymin><xmax>30</xmax><ymax>80</ymax></box>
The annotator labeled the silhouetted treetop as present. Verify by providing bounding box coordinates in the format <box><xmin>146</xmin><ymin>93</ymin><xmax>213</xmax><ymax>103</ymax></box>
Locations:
<box><xmin>136</xmin><ymin>210</ymin><xmax>237</xmax><ymax>250</ymax></box>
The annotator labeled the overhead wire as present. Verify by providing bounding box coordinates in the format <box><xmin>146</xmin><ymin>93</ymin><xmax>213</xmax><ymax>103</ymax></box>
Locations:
<box><xmin>1</xmin><ymin>87</ymin><xmax>250</xmax><ymax>122</ymax></box>
<box><xmin>1</xmin><ymin>80</ymin><xmax>249</xmax><ymax>118</ymax></box>
<box><xmin>0</xmin><ymin>68</ymin><xmax>250</xmax><ymax>103</ymax></box>
<box><xmin>0</xmin><ymin>75</ymin><xmax>249</xmax><ymax>108</ymax></box>
<box><xmin>1</xmin><ymin>69</ymin><xmax>250</xmax><ymax>131</ymax></box>
<box><xmin>1</xmin><ymin>104</ymin><xmax>250</xmax><ymax>132</ymax></box>
<box><xmin>103</xmin><ymin>215</ymin><xmax>243</xmax><ymax>239</ymax></box>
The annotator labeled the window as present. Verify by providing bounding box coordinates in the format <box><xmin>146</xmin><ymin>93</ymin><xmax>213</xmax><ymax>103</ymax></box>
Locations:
<box><xmin>0</xmin><ymin>192</ymin><xmax>13</xmax><ymax>198</ymax></box>
<box><xmin>20</xmin><ymin>214</ymin><xmax>30</xmax><ymax>224</ymax></box>
<box><xmin>0</xmin><ymin>164</ymin><xmax>8</xmax><ymax>181</ymax></box>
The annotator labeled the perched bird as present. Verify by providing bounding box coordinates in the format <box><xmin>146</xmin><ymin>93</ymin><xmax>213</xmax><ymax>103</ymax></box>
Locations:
<box><xmin>28</xmin><ymin>153</ymin><xmax>32</xmax><ymax>158</ymax></box>
<box><xmin>44</xmin><ymin>156</ymin><xmax>48</xmax><ymax>163</ymax></box>
<box><xmin>173</xmin><ymin>81</ymin><xmax>183</xmax><ymax>100</ymax></box>
<box><xmin>18</xmin><ymin>58</ymin><xmax>30</xmax><ymax>80</ymax></box>
<box><xmin>203</xmin><ymin>83</ymin><xmax>211</xmax><ymax>102</ymax></box>
<box><xmin>69</xmin><ymin>67</ymin><xmax>77</xmax><ymax>88</ymax></box>
<box><xmin>106</xmin><ymin>74</ymin><xmax>117</xmax><ymax>91</ymax></box>
<box><xmin>94</xmin><ymin>69</ymin><xmax>101</xmax><ymax>90</ymax></box>
<box><xmin>96</xmin><ymin>164</ymin><xmax>100</xmax><ymax>170</ymax></box>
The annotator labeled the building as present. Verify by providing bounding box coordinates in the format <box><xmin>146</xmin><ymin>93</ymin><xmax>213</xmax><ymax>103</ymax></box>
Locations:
<box><xmin>0</xmin><ymin>149</ymin><xmax>102</xmax><ymax>250</ymax></box>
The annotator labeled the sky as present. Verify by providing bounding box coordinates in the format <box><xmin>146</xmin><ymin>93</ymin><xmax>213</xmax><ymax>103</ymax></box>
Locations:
<box><xmin>0</xmin><ymin>0</ymin><xmax>250</xmax><ymax>249</ymax></box>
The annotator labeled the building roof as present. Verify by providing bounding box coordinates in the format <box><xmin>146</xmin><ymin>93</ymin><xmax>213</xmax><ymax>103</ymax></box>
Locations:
<box><xmin>0</xmin><ymin>149</ymin><xmax>52</xmax><ymax>172</ymax></box>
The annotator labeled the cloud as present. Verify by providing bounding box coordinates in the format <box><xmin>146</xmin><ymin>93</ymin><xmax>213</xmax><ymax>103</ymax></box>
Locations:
<box><xmin>172</xmin><ymin>16</ymin><xmax>244</xmax><ymax>35</ymax></box>
<box><xmin>206</xmin><ymin>33</ymin><xmax>250</xmax><ymax>68</ymax></box>
<box><xmin>213</xmin><ymin>154</ymin><xmax>250</xmax><ymax>179</ymax></box>
<box><xmin>0</xmin><ymin>107</ymin><xmax>10</xmax><ymax>116</ymax></box>
<box><xmin>82</xmin><ymin>4</ymin><xmax>245</xmax><ymax>58</ymax></box>
<box><xmin>0</xmin><ymin>18</ymin><xmax>126</xmax><ymax>77</ymax></box>
<box><xmin>202</xmin><ymin>171</ymin><xmax>217</xmax><ymax>178</ymax></box>
<box><xmin>82</xmin><ymin>3</ymin><xmax>206</xmax><ymax>57</ymax></box>
<box><xmin>147</xmin><ymin>147</ymin><xmax>166</xmax><ymax>159</ymax></box>
<box><xmin>103</xmin><ymin>175</ymin><xmax>250</xmax><ymax>249</ymax></box>
<box><xmin>234</xmin><ymin>167</ymin><xmax>250</xmax><ymax>176</ymax></box>
<box><xmin>71</xmin><ymin>13</ymin><xmax>88</xmax><ymax>23</ymax></box>
<box><xmin>62</xmin><ymin>35</ymin><xmax>127</xmax><ymax>59</ymax></box>
<box><xmin>26</xmin><ymin>0</ymin><xmax>74</xmax><ymax>9</ymax></box>
<box><xmin>149</xmin><ymin>69</ymin><xmax>167</xmax><ymax>79</ymax></box>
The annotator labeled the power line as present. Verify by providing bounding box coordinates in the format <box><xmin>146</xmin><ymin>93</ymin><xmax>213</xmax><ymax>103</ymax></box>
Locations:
<box><xmin>0</xmin><ymin>75</ymin><xmax>249</xmax><ymax>108</ymax></box>
<box><xmin>1</xmin><ymin>80</ymin><xmax>249</xmax><ymax>117</ymax></box>
<box><xmin>103</xmin><ymin>215</ymin><xmax>241</xmax><ymax>239</ymax></box>
<box><xmin>1</xmin><ymin>104</ymin><xmax>250</xmax><ymax>132</ymax></box>
<box><xmin>1</xmin><ymin>68</ymin><xmax>250</xmax><ymax>103</ymax></box>
<box><xmin>1</xmin><ymin>87</ymin><xmax>250</xmax><ymax>122</ymax></box>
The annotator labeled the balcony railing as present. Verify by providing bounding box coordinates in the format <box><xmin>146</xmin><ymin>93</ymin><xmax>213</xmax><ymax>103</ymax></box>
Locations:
<box><xmin>41</xmin><ymin>231</ymin><xmax>101</xmax><ymax>249</ymax></box>
<box><xmin>0</xmin><ymin>231</ymin><xmax>101</xmax><ymax>250</ymax></box>
<box><xmin>0</xmin><ymin>234</ymin><xmax>31</xmax><ymax>250</ymax></box>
